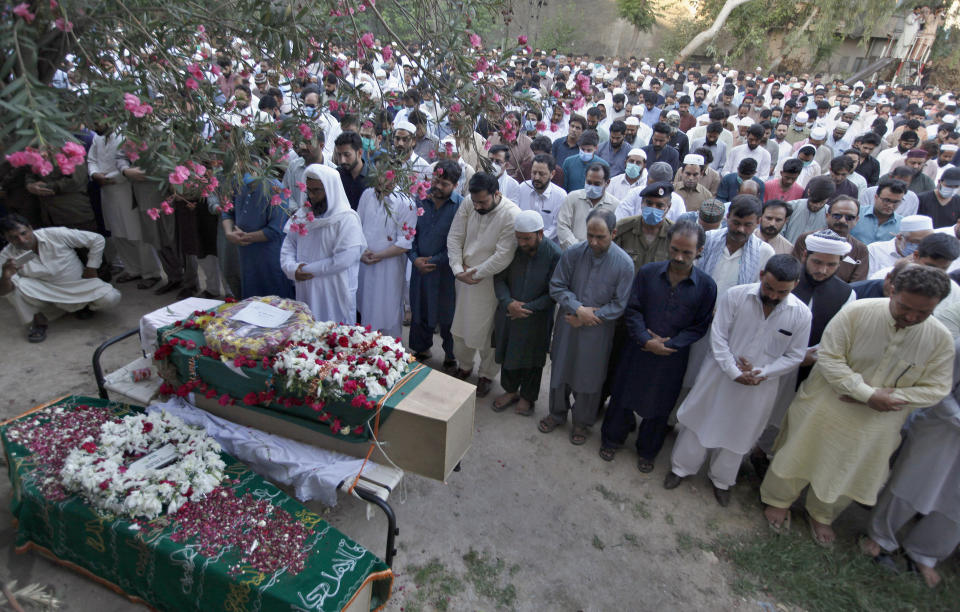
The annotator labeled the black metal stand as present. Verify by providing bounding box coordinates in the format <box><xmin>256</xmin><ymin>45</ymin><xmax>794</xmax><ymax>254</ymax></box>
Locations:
<box><xmin>352</xmin><ymin>487</ymin><xmax>398</xmax><ymax>566</ymax></box>
<box><xmin>92</xmin><ymin>328</ymin><xmax>141</xmax><ymax>400</ymax></box>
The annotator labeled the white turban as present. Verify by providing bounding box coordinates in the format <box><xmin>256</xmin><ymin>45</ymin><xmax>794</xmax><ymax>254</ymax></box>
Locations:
<box><xmin>683</xmin><ymin>154</ymin><xmax>705</xmax><ymax>166</ymax></box>
<box><xmin>628</xmin><ymin>148</ymin><xmax>647</xmax><ymax>160</ymax></box>
<box><xmin>805</xmin><ymin>230</ymin><xmax>852</xmax><ymax>256</ymax></box>
<box><xmin>394</xmin><ymin>120</ymin><xmax>417</xmax><ymax>135</ymax></box>
<box><xmin>900</xmin><ymin>215</ymin><xmax>934</xmax><ymax>233</ymax></box>
<box><xmin>514</xmin><ymin>210</ymin><xmax>544</xmax><ymax>233</ymax></box>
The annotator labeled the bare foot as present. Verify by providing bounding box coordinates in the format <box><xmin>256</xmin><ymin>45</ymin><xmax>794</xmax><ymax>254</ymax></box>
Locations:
<box><xmin>514</xmin><ymin>398</ymin><xmax>533</xmax><ymax>415</ymax></box>
<box><xmin>808</xmin><ymin>516</ymin><xmax>835</xmax><ymax>546</ymax></box>
<box><xmin>492</xmin><ymin>392</ymin><xmax>519</xmax><ymax>411</ymax></box>
<box><xmin>858</xmin><ymin>536</ymin><xmax>882</xmax><ymax>558</ymax></box>
<box><xmin>916</xmin><ymin>562</ymin><xmax>941</xmax><ymax>588</ymax></box>
<box><xmin>764</xmin><ymin>505</ymin><xmax>788</xmax><ymax>528</ymax></box>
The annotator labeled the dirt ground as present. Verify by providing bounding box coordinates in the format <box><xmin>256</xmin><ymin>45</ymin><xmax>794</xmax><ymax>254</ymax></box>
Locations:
<box><xmin>0</xmin><ymin>284</ymin><xmax>788</xmax><ymax>611</ymax></box>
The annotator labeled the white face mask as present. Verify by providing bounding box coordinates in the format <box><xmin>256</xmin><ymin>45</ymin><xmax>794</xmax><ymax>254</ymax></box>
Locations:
<box><xmin>939</xmin><ymin>185</ymin><xmax>958</xmax><ymax>199</ymax></box>
<box><xmin>491</xmin><ymin>162</ymin><xmax>504</xmax><ymax>177</ymax></box>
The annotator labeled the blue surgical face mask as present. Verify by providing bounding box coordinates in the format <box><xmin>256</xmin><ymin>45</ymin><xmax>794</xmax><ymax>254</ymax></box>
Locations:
<box><xmin>803</xmin><ymin>160</ymin><xmax>812</xmax><ymax>167</ymax></box>
<box><xmin>304</xmin><ymin>105</ymin><xmax>318</xmax><ymax>118</ymax></box>
<box><xmin>939</xmin><ymin>185</ymin><xmax>958</xmax><ymax>199</ymax></box>
<box><xmin>902</xmin><ymin>240</ymin><xmax>919</xmax><ymax>256</ymax></box>
<box><xmin>584</xmin><ymin>184</ymin><xmax>604</xmax><ymax>199</ymax></box>
<box><xmin>579</xmin><ymin>149</ymin><xmax>594</xmax><ymax>163</ymax></box>
<box><xmin>361</xmin><ymin>136</ymin><xmax>375</xmax><ymax>151</ymax></box>
<box><xmin>523</xmin><ymin>119</ymin><xmax>537</xmax><ymax>132</ymax></box>
<box><xmin>625</xmin><ymin>163</ymin><xmax>642</xmax><ymax>179</ymax></box>
<box><xmin>641</xmin><ymin>205</ymin><xmax>665</xmax><ymax>225</ymax></box>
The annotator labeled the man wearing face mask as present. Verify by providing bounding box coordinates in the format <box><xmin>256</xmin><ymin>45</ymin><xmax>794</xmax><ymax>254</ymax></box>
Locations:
<box><xmin>334</xmin><ymin>132</ymin><xmax>371</xmax><ymax>211</ymax></box>
<box><xmin>561</xmin><ymin>130</ymin><xmax>610</xmax><ymax>193</ymax></box>
<box><xmin>867</xmin><ymin>214</ymin><xmax>934</xmax><ymax>276</ymax></box>
<box><xmin>664</xmin><ymin>110</ymin><xmax>690</xmax><ymax>161</ymax></box>
<box><xmin>792</xmin><ymin>195</ymin><xmax>870</xmax><ymax>283</ymax></box>
<box><xmin>614</xmin><ymin>182</ymin><xmax>675</xmax><ymax>269</ymax></box>
<box><xmin>918</xmin><ymin>167</ymin><xmax>960</xmax><ymax>229</ymax></box>
<box><xmin>447</xmin><ymin>172</ymin><xmax>521</xmax><ymax>397</ymax></box>
<box><xmin>607</xmin><ymin>149</ymin><xmax>647</xmax><ymax>200</ymax></box>
<box><xmin>556</xmin><ymin>163</ymin><xmax>619</xmax><ymax>250</ymax></box>
<box><xmin>488</xmin><ymin>145</ymin><xmax>521</xmax><ymax>202</ymax></box>
<box><xmin>666</xmin><ymin>255</ymin><xmax>810</xmax><ymax>507</ymax></box>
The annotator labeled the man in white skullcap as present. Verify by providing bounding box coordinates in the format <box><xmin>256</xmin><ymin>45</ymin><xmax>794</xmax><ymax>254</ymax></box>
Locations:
<box><xmin>936</xmin><ymin>144</ymin><xmax>958</xmax><ymax>182</ymax></box>
<box><xmin>392</xmin><ymin>119</ymin><xmax>431</xmax><ymax>181</ymax></box>
<box><xmin>866</xmin><ymin>214</ymin><xmax>935</xmax><ymax>276</ymax></box>
<box><xmin>675</xmin><ymin>154</ymin><xmax>713</xmax><ymax>212</ymax></box>
<box><xmin>623</xmin><ymin>115</ymin><xmax>652</xmax><ymax>150</ymax></box>
<box><xmin>756</xmin><ymin>230</ymin><xmax>857</xmax><ymax>466</ymax></box>
<box><xmin>786</xmin><ymin>112</ymin><xmax>810</xmax><ymax>146</ymax></box>
<box><xmin>607</xmin><ymin>148</ymin><xmax>647</xmax><ymax>200</ymax></box>
<box><xmin>280</xmin><ymin>163</ymin><xmax>366</xmax><ymax>323</ymax></box>
<box><xmin>827</xmin><ymin>122</ymin><xmax>853</xmax><ymax>158</ymax></box>
<box><xmin>491</xmin><ymin>210</ymin><xmax>562</xmax><ymax>416</ymax></box>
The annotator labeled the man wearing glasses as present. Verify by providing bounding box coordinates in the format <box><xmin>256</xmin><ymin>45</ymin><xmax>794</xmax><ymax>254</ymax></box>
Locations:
<box><xmin>792</xmin><ymin>195</ymin><xmax>869</xmax><ymax>282</ymax></box>
<box><xmin>851</xmin><ymin>178</ymin><xmax>908</xmax><ymax>245</ymax></box>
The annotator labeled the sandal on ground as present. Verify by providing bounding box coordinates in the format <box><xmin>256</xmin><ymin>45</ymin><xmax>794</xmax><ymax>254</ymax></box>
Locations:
<box><xmin>28</xmin><ymin>324</ymin><xmax>47</xmax><ymax>343</ymax></box>
<box><xmin>491</xmin><ymin>394</ymin><xmax>519</xmax><ymax>412</ymax></box>
<box><xmin>598</xmin><ymin>447</ymin><xmax>616</xmax><ymax>462</ymax></box>
<box><xmin>765</xmin><ymin>508</ymin><xmax>791</xmax><ymax>534</ymax></box>
<box><xmin>806</xmin><ymin>514</ymin><xmax>835</xmax><ymax>549</ymax></box>
<box><xmin>569</xmin><ymin>425</ymin><xmax>589</xmax><ymax>445</ymax></box>
<box><xmin>514</xmin><ymin>400</ymin><xmax>535</xmax><ymax>417</ymax></box>
<box><xmin>636</xmin><ymin>458</ymin><xmax>655</xmax><ymax>473</ymax></box>
<box><xmin>538</xmin><ymin>415</ymin><xmax>564</xmax><ymax>434</ymax></box>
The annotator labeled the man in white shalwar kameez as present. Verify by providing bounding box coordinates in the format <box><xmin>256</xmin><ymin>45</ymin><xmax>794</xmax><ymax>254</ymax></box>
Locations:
<box><xmin>87</xmin><ymin>130</ymin><xmax>160</xmax><ymax>284</ymax></box>
<box><xmin>280</xmin><ymin>164</ymin><xmax>365</xmax><ymax>324</ymax></box>
<box><xmin>1</xmin><ymin>215</ymin><xmax>121</xmax><ymax>342</ymax></box>
<box><xmin>447</xmin><ymin>172</ymin><xmax>520</xmax><ymax>397</ymax></box>
<box><xmin>665</xmin><ymin>255</ymin><xmax>811</xmax><ymax>506</ymax></box>
<box><xmin>356</xmin><ymin>186</ymin><xmax>418</xmax><ymax>339</ymax></box>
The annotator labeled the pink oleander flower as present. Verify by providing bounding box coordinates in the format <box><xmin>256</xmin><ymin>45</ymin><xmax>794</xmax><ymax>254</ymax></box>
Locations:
<box><xmin>185</xmin><ymin>77</ymin><xmax>199</xmax><ymax>91</ymax></box>
<box><xmin>359</xmin><ymin>32</ymin><xmax>375</xmax><ymax>49</ymax></box>
<box><xmin>61</xmin><ymin>141</ymin><xmax>85</xmax><ymax>158</ymax></box>
<box><xmin>270</xmin><ymin>194</ymin><xmax>282</xmax><ymax>206</ymax></box>
<box><xmin>296</xmin><ymin>181</ymin><xmax>306</xmax><ymax>192</ymax></box>
<box><xmin>161</xmin><ymin>201</ymin><xmax>174</xmax><ymax>215</ymax></box>
<box><xmin>54</xmin><ymin>17</ymin><xmax>73</xmax><ymax>32</ymax></box>
<box><xmin>124</xmin><ymin>93</ymin><xmax>141</xmax><ymax>112</ymax></box>
<box><xmin>168</xmin><ymin>165</ymin><xmax>190</xmax><ymax>185</ymax></box>
<box><xmin>469</xmin><ymin>33</ymin><xmax>482</xmax><ymax>49</ymax></box>
<box><xmin>146</xmin><ymin>208</ymin><xmax>160</xmax><ymax>220</ymax></box>
<box><xmin>381</xmin><ymin>45</ymin><xmax>392</xmax><ymax>62</ymax></box>
<box><xmin>449</xmin><ymin>102</ymin><xmax>462</xmax><ymax>114</ymax></box>
<box><xmin>13</xmin><ymin>3</ymin><xmax>35</xmax><ymax>22</ymax></box>
<box><xmin>416</xmin><ymin>207</ymin><xmax>425</xmax><ymax>216</ymax></box>
<box><xmin>384</xmin><ymin>170</ymin><xmax>395</xmax><ymax>181</ymax></box>
<box><xmin>518</xmin><ymin>35</ymin><xmax>528</xmax><ymax>45</ymax></box>
<box><xmin>297</xmin><ymin>124</ymin><xmax>313</xmax><ymax>140</ymax></box>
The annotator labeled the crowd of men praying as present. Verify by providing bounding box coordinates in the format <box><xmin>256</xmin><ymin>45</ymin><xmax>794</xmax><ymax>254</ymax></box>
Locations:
<box><xmin>2</xmin><ymin>44</ymin><xmax>960</xmax><ymax>588</ymax></box>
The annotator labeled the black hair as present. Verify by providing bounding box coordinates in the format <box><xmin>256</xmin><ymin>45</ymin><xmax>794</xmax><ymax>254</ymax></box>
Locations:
<box><xmin>892</xmin><ymin>264</ymin><xmax>951</xmax><ymax>300</ymax></box>
<box><xmin>334</xmin><ymin>131</ymin><xmax>363</xmax><ymax>151</ymax></box>
<box><xmin>737</xmin><ymin>158</ymin><xmax>758</xmax><ymax>175</ymax></box>
<box><xmin>468</xmin><ymin>172</ymin><xmax>499</xmax><ymax>195</ymax></box>
<box><xmin>0</xmin><ymin>214</ymin><xmax>31</xmax><ymax>234</ymax></box>
<box><xmin>729</xmin><ymin>194</ymin><xmax>762</xmax><ymax>218</ymax></box>
<box><xmin>586</xmin><ymin>207</ymin><xmax>616</xmax><ymax>232</ymax></box>
<box><xmin>667</xmin><ymin>219</ymin><xmax>706</xmax><ymax>249</ymax></box>
<box><xmin>877</xmin><ymin>177</ymin><xmax>908</xmax><ymax>196</ymax></box>
<box><xmin>433</xmin><ymin>159</ymin><xmax>462</xmax><ymax>184</ymax></box>
<box><xmin>917</xmin><ymin>233</ymin><xmax>960</xmax><ymax>262</ymax></box>
<box><xmin>488</xmin><ymin>144</ymin><xmax>511</xmax><ymax>160</ymax></box>
<box><xmin>763</xmin><ymin>254</ymin><xmax>803</xmax><ymax>282</ymax></box>
<box><xmin>532</xmin><ymin>153</ymin><xmax>556</xmax><ymax>172</ymax></box>
<box><xmin>762</xmin><ymin>199</ymin><xmax>792</xmax><ymax>218</ymax></box>
<box><xmin>578</xmin><ymin>130</ymin><xmax>600</xmax><ymax>147</ymax></box>
<box><xmin>782</xmin><ymin>158</ymin><xmax>803</xmax><ymax>174</ymax></box>
<box><xmin>585</xmin><ymin>162</ymin><xmax>610</xmax><ymax>180</ymax></box>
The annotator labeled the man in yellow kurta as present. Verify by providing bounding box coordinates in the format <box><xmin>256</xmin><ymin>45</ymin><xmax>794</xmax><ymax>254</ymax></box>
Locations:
<box><xmin>447</xmin><ymin>172</ymin><xmax>520</xmax><ymax>397</ymax></box>
<box><xmin>761</xmin><ymin>264</ymin><xmax>955</xmax><ymax>546</ymax></box>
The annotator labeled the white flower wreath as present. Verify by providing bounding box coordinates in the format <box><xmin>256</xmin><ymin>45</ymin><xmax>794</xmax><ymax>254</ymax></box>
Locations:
<box><xmin>60</xmin><ymin>412</ymin><xmax>225</xmax><ymax>519</ymax></box>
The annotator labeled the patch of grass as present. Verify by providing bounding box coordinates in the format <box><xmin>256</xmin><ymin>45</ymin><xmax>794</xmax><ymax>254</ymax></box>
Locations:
<box><xmin>405</xmin><ymin>558</ymin><xmax>464</xmax><ymax>612</ymax></box>
<box><xmin>705</xmin><ymin>518</ymin><xmax>720</xmax><ymax>532</ymax></box>
<box><xmin>664</xmin><ymin>513</ymin><xmax>675</xmax><ymax>526</ymax></box>
<box><xmin>592</xmin><ymin>534</ymin><xmax>606</xmax><ymax>550</ymax></box>
<box><xmin>675</xmin><ymin>530</ymin><xmax>711</xmax><ymax>554</ymax></box>
<box><xmin>623</xmin><ymin>533</ymin><xmax>641</xmax><ymax>547</ymax></box>
<box><xmin>718</xmin><ymin>531</ymin><xmax>960</xmax><ymax>612</ymax></box>
<box><xmin>462</xmin><ymin>549</ymin><xmax>518</xmax><ymax>610</ymax></box>
<box><xmin>594</xmin><ymin>483</ymin><xmax>626</xmax><ymax>504</ymax></box>
<box><xmin>632</xmin><ymin>500</ymin><xmax>652</xmax><ymax>520</ymax></box>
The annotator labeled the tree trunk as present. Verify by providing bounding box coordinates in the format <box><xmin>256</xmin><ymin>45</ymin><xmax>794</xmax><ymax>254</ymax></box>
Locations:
<box><xmin>676</xmin><ymin>0</ymin><xmax>756</xmax><ymax>62</ymax></box>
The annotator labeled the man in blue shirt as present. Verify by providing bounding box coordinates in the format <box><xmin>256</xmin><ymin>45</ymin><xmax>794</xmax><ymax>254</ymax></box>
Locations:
<box><xmin>551</xmin><ymin>114</ymin><xmax>586</xmax><ymax>172</ymax></box>
<box><xmin>850</xmin><ymin>178</ymin><xmax>907</xmax><ymax>245</ymax></box>
<box><xmin>562</xmin><ymin>130</ymin><xmax>610</xmax><ymax>193</ymax></box>
<box><xmin>639</xmin><ymin>91</ymin><xmax>662</xmax><ymax>128</ymax></box>
<box><xmin>597</xmin><ymin>120</ymin><xmax>630</xmax><ymax>177</ymax></box>
<box><xmin>643</xmin><ymin>122</ymin><xmax>680</xmax><ymax>174</ymax></box>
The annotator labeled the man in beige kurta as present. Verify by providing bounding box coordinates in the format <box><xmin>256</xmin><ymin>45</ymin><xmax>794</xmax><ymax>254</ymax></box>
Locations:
<box><xmin>447</xmin><ymin>172</ymin><xmax>520</xmax><ymax>397</ymax></box>
<box><xmin>761</xmin><ymin>265</ymin><xmax>954</xmax><ymax>546</ymax></box>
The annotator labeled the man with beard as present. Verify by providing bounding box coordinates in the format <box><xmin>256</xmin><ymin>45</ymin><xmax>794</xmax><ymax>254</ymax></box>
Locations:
<box><xmin>935</xmin><ymin>144</ymin><xmax>957</xmax><ymax>181</ymax></box>
<box><xmin>690</xmin><ymin>122</ymin><xmax>727</xmax><ymax>172</ymax></box>
<box><xmin>674</xmin><ymin>155</ymin><xmax>713</xmax><ymax>212</ymax></box>
<box><xmin>283</xmin><ymin>124</ymin><xmax>329</xmax><ymax>211</ymax></box>
<box><xmin>764</xmin><ymin>159</ymin><xmax>804</xmax><ymax>203</ymax></box>
<box><xmin>491</xmin><ymin>211</ymin><xmax>562</xmax><ymax>416</ymax></box>
<box><xmin>408</xmin><ymin>160</ymin><xmax>463</xmax><ymax>370</ymax></box>
<box><xmin>447</xmin><ymin>172</ymin><xmax>521</xmax><ymax>397</ymax></box>
<box><xmin>538</xmin><ymin>209</ymin><xmax>634</xmax><ymax>445</ymax></box>
<box><xmin>724</xmin><ymin>124</ymin><xmax>772</xmax><ymax>179</ymax></box>
<box><xmin>599</xmin><ymin>221</ymin><xmax>717</xmax><ymax>471</ymax></box>
<box><xmin>755</xmin><ymin>200</ymin><xmax>794</xmax><ymax>255</ymax></box>
<box><xmin>761</xmin><ymin>266</ymin><xmax>953</xmax><ymax>546</ymax></box>
<box><xmin>280</xmin><ymin>164</ymin><xmax>365</xmax><ymax>322</ymax></box>
<box><xmin>782</xmin><ymin>176</ymin><xmax>836</xmax><ymax>243</ymax></box>
<box><xmin>597</xmin><ymin>120</ymin><xmax>630</xmax><ymax>177</ymax></box>
<box><xmin>665</xmin><ymin>255</ymin><xmax>811</xmax><ymax>507</ymax></box>
<box><xmin>853</xmin><ymin>133</ymin><xmax>882</xmax><ymax>188</ymax></box>
<box><xmin>792</xmin><ymin>195</ymin><xmax>870</xmax><ymax>283</ymax></box>
<box><xmin>643</xmin><ymin>123</ymin><xmax>681</xmax><ymax>174</ymax></box>
<box><xmin>334</xmin><ymin>132</ymin><xmax>371</xmax><ymax>210</ymax></box>
<box><xmin>754</xmin><ymin>230</ymin><xmax>856</xmax><ymax>472</ymax></box>
<box><xmin>663</xmin><ymin>111</ymin><xmax>690</xmax><ymax>161</ymax></box>
<box><xmin>515</xmin><ymin>154</ymin><xmax>567</xmax><ymax>240</ymax></box>
<box><xmin>697</xmin><ymin>195</ymin><xmax>775</xmax><ymax>297</ymax></box>
<box><xmin>393</xmin><ymin>120</ymin><xmax>431</xmax><ymax>181</ymax></box>
<box><xmin>877</xmin><ymin>130</ymin><xmax>919</xmax><ymax>177</ymax></box>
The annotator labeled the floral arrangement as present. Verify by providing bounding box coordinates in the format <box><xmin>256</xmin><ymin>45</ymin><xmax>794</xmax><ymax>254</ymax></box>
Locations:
<box><xmin>272</xmin><ymin>322</ymin><xmax>414</xmax><ymax>435</ymax></box>
<box><xmin>59</xmin><ymin>411</ymin><xmax>225</xmax><ymax>519</ymax></box>
<box><xmin>202</xmin><ymin>296</ymin><xmax>314</xmax><ymax>360</ymax></box>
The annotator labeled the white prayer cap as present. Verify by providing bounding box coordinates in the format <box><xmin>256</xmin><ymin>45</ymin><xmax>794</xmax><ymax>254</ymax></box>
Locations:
<box><xmin>440</xmin><ymin>136</ymin><xmax>458</xmax><ymax>152</ymax></box>
<box><xmin>348</xmin><ymin>60</ymin><xmax>359</xmax><ymax>69</ymax></box>
<box><xmin>877</xmin><ymin>97</ymin><xmax>890</xmax><ymax>105</ymax></box>
<box><xmin>940</xmin><ymin>93</ymin><xmax>956</xmax><ymax>104</ymax></box>
<box><xmin>944</xmin><ymin>114</ymin><xmax>957</xmax><ymax>123</ymax></box>
<box><xmin>835</xmin><ymin>121</ymin><xmax>850</xmax><ymax>131</ymax></box>
<box><xmin>394</xmin><ymin>120</ymin><xmax>417</xmax><ymax>135</ymax></box>
<box><xmin>628</xmin><ymin>148</ymin><xmax>647</xmax><ymax>160</ymax></box>
<box><xmin>514</xmin><ymin>210</ymin><xmax>544</xmax><ymax>233</ymax></box>
<box><xmin>631</xmin><ymin>106</ymin><xmax>644</xmax><ymax>116</ymax></box>
<box><xmin>755</xmin><ymin>66</ymin><xmax>763</xmax><ymax>73</ymax></box>
<box><xmin>667</xmin><ymin>109</ymin><xmax>681</xmax><ymax>119</ymax></box>
<box><xmin>714</xmin><ymin>63</ymin><xmax>721</xmax><ymax>69</ymax></box>
<box><xmin>696</xmin><ymin>114</ymin><xmax>710</xmax><ymax>125</ymax></box>
<box><xmin>613</xmin><ymin>87</ymin><xmax>624</xmax><ymax>95</ymax></box>
<box><xmin>612</xmin><ymin>60</ymin><xmax>620</xmax><ymax>66</ymax></box>
<box><xmin>805</xmin><ymin>229</ymin><xmax>852</xmax><ymax>256</ymax></box>
<box><xmin>560</xmin><ymin>65</ymin><xmax>571</xmax><ymax>72</ymax></box>
<box><xmin>658</xmin><ymin>58</ymin><xmax>665</xmax><ymax>63</ymax></box>
<box><xmin>878</xmin><ymin>84</ymin><xmax>887</xmax><ymax>90</ymax></box>
<box><xmin>854</xmin><ymin>81</ymin><xmax>865</xmax><ymax>89</ymax></box>
<box><xmin>738</xmin><ymin>117</ymin><xmax>755</xmax><ymax>127</ymax></box>
<box><xmin>942</xmin><ymin>144</ymin><xmax>959</xmax><ymax>152</ymax></box>
<box><xmin>375</xmin><ymin>69</ymin><xmax>387</xmax><ymax>79</ymax></box>
<box><xmin>624</xmin><ymin>116</ymin><xmax>641</xmax><ymax>126</ymax></box>
<box><xmin>683</xmin><ymin>154</ymin><xmax>705</xmax><ymax>166</ymax></box>
<box><xmin>810</xmin><ymin>126</ymin><xmax>828</xmax><ymax>140</ymax></box>
<box><xmin>845</xmin><ymin>104</ymin><xmax>861</xmax><ymax>113</ymax></box>
<box><xmin>796</xmin><ymin>112</ymin><xmax>809</xmax><ymax>122</ymax></box>
<box><xmin>900</xmin><ymin>215</ymin><xmax>934</xmax><ymax>233</ymax></box>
